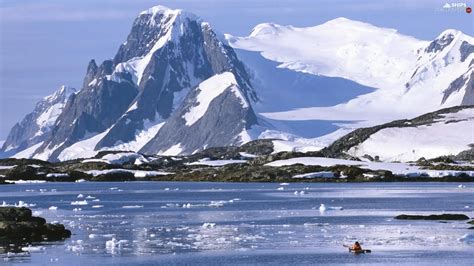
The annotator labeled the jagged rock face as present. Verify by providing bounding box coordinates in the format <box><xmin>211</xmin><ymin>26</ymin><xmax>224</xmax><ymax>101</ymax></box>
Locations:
<box><xmin>27</xmin><ymin>6</ymin><xmax>259</xmax><ymax>160</ymax></box>
<box><xmin>461</xmin><ymin>71</ymin><xmax>474</xmax><ymax>105</ymax></box>
<box><xmin>425</xmin><ymin>32</ymin><xmax>455</xmax><ymax>53</ymax></box>
<box><xmin>460</xmin><ymin>41</ymin><xmax>474</xmax><ymax>62</ymax></box>
<box><xmin>1</xmin><ymin>86</ymin><xmax>75</xmax><ymax>155</ymax></box>
<box><xmin>140</xmin><ymin>72</ymin><xmax>257</xmax><ymax>155</ymax></box>
<box><xmin>95</xmin><ymin>9</ymin><xmax>257</xmax><ymax>150</ymax></box>
<box><xmin>38</xmin><ymin>77</ymin><xmax>139</xmax><ymax>160</ymax></box>
<box><xmin>443</xmin><ymin>70</ymin><xmax>474</xmax><ymax>105</ymax></box>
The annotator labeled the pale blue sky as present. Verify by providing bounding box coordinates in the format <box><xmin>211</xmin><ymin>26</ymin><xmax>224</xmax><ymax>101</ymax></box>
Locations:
<box><xmin>0</xmin><ymin>0</ymin><xmax>473</xmax><ymax>139</ymax></box>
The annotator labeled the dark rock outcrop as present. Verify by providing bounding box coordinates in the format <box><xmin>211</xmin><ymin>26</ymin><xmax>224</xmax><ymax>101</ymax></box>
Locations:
<box><xmin>0</xmin><ymin>207</ymin><xmax>71</xmax><ymax>253</ymax></box>
<box><xmin>394</xmin><ymin>214</ymin><xmax>470</xmax><ymax>220</ymax></box>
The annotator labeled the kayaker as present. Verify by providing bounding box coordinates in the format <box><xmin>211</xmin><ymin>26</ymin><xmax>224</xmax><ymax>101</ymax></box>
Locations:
<box><xmin>350</xmin><ymin>241</ymin><xmax>362</xmax><ymax>252</ymax></box>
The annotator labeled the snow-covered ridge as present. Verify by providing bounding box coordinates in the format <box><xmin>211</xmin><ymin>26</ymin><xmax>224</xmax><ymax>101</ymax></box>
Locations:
<box><xmin>346</xmin><ymin>108</ymin><xmax>474</xmax><ymax>162</ymax></box>
<box><xmin>1</xmin><ymin>85</ymin><xmax>75</xmax><ymax>155</ymax></box>
<box><xmin>139</xmin><ymin>5</ymin><xmax>197</xmax><ymax>21</ymax></box>
<box><xmin>36</xmin><ymin>86</ymin><xmax>76</xmax><ymax>132</ymax></box>
<box><xmin>233</xmin><ymin>18</ymin><xmax>473</xmax><ymax>136</ymax></box>
<box><xmin>114</xmin><ymin>7</ymin><xmax>195</xmax><ymax>86</ymax></box>
<box><xmin>182</xmin><ymin>72</ymin><xmax>245</xmax><ymax>126</ymax></box>
<box><xmin>229</xmin><ymin>17</ymin><xmax>427</xmax><ymax>90</ymax></box>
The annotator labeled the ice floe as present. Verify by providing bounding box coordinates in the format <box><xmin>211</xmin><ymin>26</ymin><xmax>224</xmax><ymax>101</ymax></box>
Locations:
<box><xmin>122</xmin><ymin>205</ymin><xmax>144</xmax><ymax>209</ymax></box>
<box><xmin>459</xmin><ymin>233</ymin><xmax>474</xmax><ymax>244</ymax></box>
<box><xmin>1</xmin><ymin>200</ymin><xmax>36</xmax><ymax>207</ymax></box>
<box><xmin>71</xmin><ymin>200</ymin><xmax>88</xmax><ymax>205</ymax></box>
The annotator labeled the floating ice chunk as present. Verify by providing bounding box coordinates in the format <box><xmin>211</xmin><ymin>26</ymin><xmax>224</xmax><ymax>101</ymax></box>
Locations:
<box><xmin>458</xmin><ymin>184</ymin><xmax>466</xmax><ymax>189</ymax></box>
<box><xmin>77</xmin><ymin>194</ymin><xmax>84</xmax><ymax>198</ymax></box>
<box><xmin>105</xmin><ymin>238</ymin><xmax>128</xmax><ymax>253</ymax></box>
<box><xmin>73</xmin><ymin>208</ymin><xmax>82</xmax><ymax>212</ymax></box>
<box><xmin>21</xmin><ymin>245</ymin><xmax>45</xmax><ymax>252</ymax></box>
<box><xmin>67</xmin><ymin>240</ymin><xmax>84</xmax><ymax>253</ymax></box>
<box><xmin>122</xmin><ymin>205</ymin><xmax>144</xmax><ymax>209</ymax></box>
<box><xmin>277</xmin><ymin>187</ymin><xmax>285</xmax><ymax>191</ymax></box>
<box><xmin>2</xmin><ymin>201</ymin><xmax>37</xmax><ymax>208</ymax></box>
<box><xmin>319</xmin><ymin>204</ymin><xmax>326</xmax><ymax>213</ymax></box>
<box><xmin>48</xmin><ymin>206</ymin><xmax>58</xmax><ymax>211</ymax></box>
<box><xmin>209</xmin><ymin>201</ymin><xmax>225</xmax><ymax>207</ymax></box>
<box><xmin>319</xmin><ymin>203</ymin><xmax>343</xmax><ymax>212</ymax></box>
<box><xmin>71</xmin><ymin>200</ymin><xmax>88</xmax><ymax>206</ymax></box>
<box><xmin>19</xmin><ymin>201</ymin><xmax>36</xmax><ymax>207</ymax></box>
<box><xmin>86</xmin><ymin>195</ymin><xmax>95</xmax><ymax>199</ymax></box>
<box><xmin>92</xmin><ymin>205</ymin><xmax>104</xmax><ymax>208</ymax></box>
<box><xmin>459</xmin><ymin>233</ymin><xmax>474</xmax><ymax>244</ymax></box>
<box><xmin>75</xmin><ymin>179</ymin><xmax>87</xmax><ymax>183</ymax></box>
<box><xmin>280</xmin><ymin>183</ymin><xmax>290</xmax><ymax>186</ymax></box>
<box><xmin>5</xmin><ymin>180</ymin><xmax>47</xmax><ymax>184</ymax></box>
<box><xmin>89</xmin><ymin>234</ymin><xmax>98</xmax><ymax>239</ymax></box>
<box><xmin>202</xmin><ymin>223</ymin><xmax>216</xmax><ymax>228</ymax></box>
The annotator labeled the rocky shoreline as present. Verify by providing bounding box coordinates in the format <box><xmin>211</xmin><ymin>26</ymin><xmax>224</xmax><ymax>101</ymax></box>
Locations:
<box><xmin>1</xmin><ymin>140</ymin><xmax>473</xmax><ymax>184</ymax></box>
<box><xmin>0</xmin><ymin>207</ymin><xmax>71</xmax><ymax>253</ymax></box>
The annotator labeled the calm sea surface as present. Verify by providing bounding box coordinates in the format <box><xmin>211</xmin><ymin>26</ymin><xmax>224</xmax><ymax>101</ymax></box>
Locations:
<box><xmin>1</xmin><ymin>181</ymin><xmax>473</xmax><ymax>265</ymax></box>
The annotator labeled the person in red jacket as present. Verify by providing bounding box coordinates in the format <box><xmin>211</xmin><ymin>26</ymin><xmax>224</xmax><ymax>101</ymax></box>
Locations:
<box><xmin>350</xmin><ymin>241</ymin><xmax>362</xmax><ymax>252</ymax></box>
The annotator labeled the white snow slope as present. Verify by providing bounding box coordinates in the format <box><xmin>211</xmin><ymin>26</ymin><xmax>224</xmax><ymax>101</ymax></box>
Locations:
<box><xmin>228</xmin><ymin>18</ymin><xmax>474</xmax><ymax>137</ymax></box>
<box><xmin>182</xmin><ymin>72</ymin><xmax>246</xmax><ymax>126</ymax></box>
<box><xmin>346</xmin><ymin>108</ymin><xmax>474</xmax><ymax>162</ymax></box>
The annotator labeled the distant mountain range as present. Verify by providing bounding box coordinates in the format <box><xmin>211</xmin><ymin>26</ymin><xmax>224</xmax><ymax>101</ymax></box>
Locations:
<box><xmin>1</xmin><ymin>5</ymin><xmax>473</xmax><ymax>162</ymax></box>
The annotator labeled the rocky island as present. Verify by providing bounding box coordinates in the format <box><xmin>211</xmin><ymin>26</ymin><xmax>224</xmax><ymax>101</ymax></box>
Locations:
<box><xmin>0</xmin><ymin>207</ymin><xmax>71</xmax><ymax>253</ymax></box>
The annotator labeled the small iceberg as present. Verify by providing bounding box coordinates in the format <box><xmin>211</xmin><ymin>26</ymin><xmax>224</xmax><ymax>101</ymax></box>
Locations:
<box><xmin>71</xmin><ymin>200</ymin><xmax>88</xmax><ymax>206</ymax></box>
<box><xmin>202</xmin><ymin>222</ymin><xmax>216</xmax><ymax>228</ymax></box>
<box><xmin>105</xmin><ymin>238</ymin><xmax>128</xmax><ymax>253</ymax></box>
<box><xmin>459</xmin><ymin>233</ymin><xmax>474</xmax><ymax>244</ymax></box>
<box><xmin>319</xmin><ymin>204</ymin><xmax>343</xmax><ymax>213</ymax></box>
<box><xmin>122</xmin><ymin>205</ymin><xmax>144</xmax><ymax>209</ymax></box>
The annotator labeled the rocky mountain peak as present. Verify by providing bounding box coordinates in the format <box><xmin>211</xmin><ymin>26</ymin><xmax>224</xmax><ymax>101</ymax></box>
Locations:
<box><xmin>0</xmin><ymin>85</ymin><xmax>76</xmax><ymax>155</ymax></box>
<box><xmin>425</xmin><ymin>29</ymin><xmax>462</xmax><ymax>54</ymax></box>
<box><xmin>44</xmin><ymin>85</ymin><xmax>76</xmax><ymax>103</ymax></box>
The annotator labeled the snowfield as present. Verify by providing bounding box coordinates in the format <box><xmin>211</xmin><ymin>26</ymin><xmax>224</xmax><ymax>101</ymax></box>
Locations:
<box><xmin>84</xmin><ymin>169</ymin><xmax>172</xmax><ymax>177</ymax></box>
<box><xmin>346</xmin><ymin>108</ymin><xmax>474</xmax><ymax>162</ymax></box>
<box><xmin>187</xmin><ymin>158</ymin><xmax>247</xmax><ymax>166</ymax></box>
<box><xmin>229</xmin><ymin>18</ymin><xmax>426</xmax><ymax>90</ymax></box>
<box><xmin>229</xmin><ymin>18</ymin><xmax>473</xmax><ymax>141</ymax></box>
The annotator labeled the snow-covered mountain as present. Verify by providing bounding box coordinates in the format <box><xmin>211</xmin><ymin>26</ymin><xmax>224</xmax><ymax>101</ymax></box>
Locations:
<box><xmin>0</xmin><ymin>85</ymin><xmax>76</xmax><ymax>157</ymax></box>
<box><xmin>11</xmin><ymin>6</ymin><xmax>260</xmax><ymax>161</ymax></box>
<box><xmin>3</xmin><ymin>8</ymin><xmax>472</xmax><ymax>162</ymax></box>
<box><xmin>323</xmin><ymin>106</ymin><xmax>474</xmax><ymax>162</ymax></box>
<box><xmin>228</xmin><ymin>18</ymin><xmax>474</xmax><ymax>133</ymax></box>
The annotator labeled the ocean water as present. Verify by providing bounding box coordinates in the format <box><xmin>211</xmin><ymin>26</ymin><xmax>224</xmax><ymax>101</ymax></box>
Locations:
<box><xmin>0</xmin><ymin>182</ymin><xmax>473</xmax><ymax>265</ymax></box>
